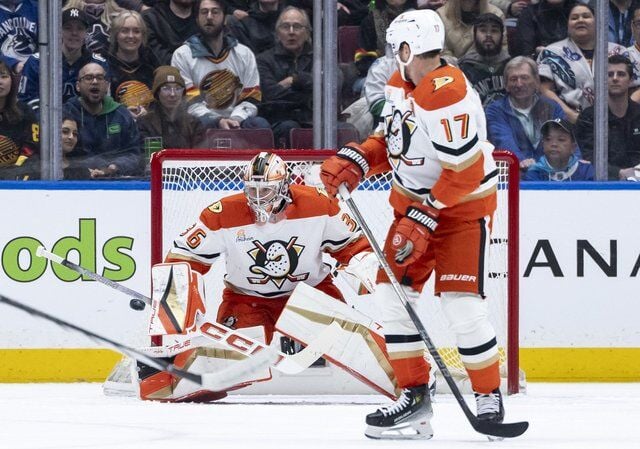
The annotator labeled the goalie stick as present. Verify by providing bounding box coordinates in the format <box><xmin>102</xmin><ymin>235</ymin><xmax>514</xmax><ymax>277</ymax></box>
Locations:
<box><xmin>35</xmin><ymin>245</ymin><xmax>342</xmax><ymax>375</ymax></box>
<box><xmin>36</xmin><ymin>246</ymin><xmax>147</xmax><ymax>311</ymax></box>
<box><xmin>0</xmin><ymin>293</ymin><xmax>277</xmax><ymax>392</ymax></box>
<box><xmin>337</xmin><ymin>184</ymin><xmax>528</xmax><ymax>439</ymax></box>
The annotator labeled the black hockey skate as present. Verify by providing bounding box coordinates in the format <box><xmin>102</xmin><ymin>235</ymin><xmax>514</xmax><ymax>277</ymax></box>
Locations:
<box><xmin>365</xmin><ymin>384</ymin><xmax>433</xmax><ymax>440</ymax></box>
<box><xmin>475</xmin><ymin>388</ymin><xmax>505</xmax><ymax>423</ymax></box>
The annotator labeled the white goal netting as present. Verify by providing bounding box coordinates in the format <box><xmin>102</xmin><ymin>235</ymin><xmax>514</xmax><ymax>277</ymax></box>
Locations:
<box><xmin>150</xmin><ymin>149</ymin><xmax>525</xmax><ymax>395</ymax></box>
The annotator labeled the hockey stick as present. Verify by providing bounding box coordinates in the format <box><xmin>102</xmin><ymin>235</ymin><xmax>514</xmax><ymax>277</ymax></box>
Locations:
<box><xmin>338</xmin><ymin>184</ymin><xmax>528</xmax><ymax>439</ymax></box>
<box><xmin>0</xmin><ymin>293</ymin><xmax>277</xmax><ymax>392</ymax></box>
<box><xmin>36</xmin><ymin>246</ymin><xmax>147</xmax><ymax>311</ymax></box>
<box><xmin>35</xmin><ymin>245</ymin><xmax>340</xmax><ymax>375</ymax></box>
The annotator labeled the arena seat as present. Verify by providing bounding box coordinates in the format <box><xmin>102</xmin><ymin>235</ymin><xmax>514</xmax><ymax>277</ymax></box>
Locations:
<box><xmin>338</xmin><ymin>26</ymin><xmax>361</xmax><ymax>64</ymax></box>
<box><xmin>289</xmin><ymin>126</ymin><xmax>360</xmax><ymax>149</ymax></box>
<box><xmin>204</xmin><ymin>128</ymin><xmax>275</xmax><ymax>150</ymax></box>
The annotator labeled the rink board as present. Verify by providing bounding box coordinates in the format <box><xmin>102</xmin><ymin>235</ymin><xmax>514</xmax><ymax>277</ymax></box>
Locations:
<box><xmin>0</xmin><ymin>181</ymin><xmax>639</xmax><ymax>383</ymax></box>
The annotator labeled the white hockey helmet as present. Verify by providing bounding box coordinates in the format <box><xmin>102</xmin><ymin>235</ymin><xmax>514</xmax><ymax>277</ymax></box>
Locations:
<box><xmin>243</xmin><ymin>152</ymin><xmax>291</xmax><ymax>223</ymax></box>
<box><xmin>385</xmin><ymin>9</ymin><xmax>445</xmax><ymax>81</ymax></box>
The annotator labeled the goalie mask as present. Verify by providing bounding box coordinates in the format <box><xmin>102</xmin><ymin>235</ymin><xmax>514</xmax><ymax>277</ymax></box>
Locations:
<box><xmin>386</xmin><ymin>9</ymin><xmax>445</xmax><ymax>82</ymax></box>
<box><xmin>243</xmin><ymin>152</ymin><xmax>291</xmax><ymax>223</ymax></box>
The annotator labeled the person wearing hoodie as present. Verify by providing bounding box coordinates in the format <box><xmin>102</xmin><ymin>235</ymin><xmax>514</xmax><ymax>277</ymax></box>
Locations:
<box><xmin>171</xmin><ymin>0</ymin><xmax>269</xmax><ymax>129</ymax></box>
<box><xmin>458</xmin><ymin>13</ymin><xmax>510</xmax><ymax>107</ymax></box>
<box><xmin>142</xmin><ymin>0</ymin><xmax>199</xmax><ymax>65</ymax></box>
<box><xmin>523</xmin><ymin>118</ymin><xmax>594</xmax><ymax>181</ymax></box>
<box><xmin>511</xmin><ymin>0</ymin><xmax>577</xmax><ymax>58</ymax></box>
<box><xmin>63</xmin><ymin>62</ymin><xmax>142</xmax><ymax>178</ymax></box>
<box><xmin>226</xmin><ymin>0</ymin><xmax>282</xmax><ymax>55</ymax></box>
<box><xmin>436</xmin><ymin>0</ymin><xmax>506</xmax><ymax>60</ymax></box>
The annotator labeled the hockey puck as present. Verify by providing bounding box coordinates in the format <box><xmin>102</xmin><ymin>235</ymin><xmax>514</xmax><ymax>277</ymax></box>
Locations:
<box><xmin>129</xmin><ymin>298</ymin><xmax>146</xmax><ymax>311</ymax></box>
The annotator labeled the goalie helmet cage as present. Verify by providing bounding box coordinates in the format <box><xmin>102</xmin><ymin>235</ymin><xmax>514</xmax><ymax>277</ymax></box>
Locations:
<box><xmin>150</xmin><ymin>149</ymin><xmax>523</xmax><ymax>395</ymax></box>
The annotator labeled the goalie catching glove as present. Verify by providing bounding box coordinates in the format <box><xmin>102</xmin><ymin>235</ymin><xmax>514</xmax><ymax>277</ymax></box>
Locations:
<box><xmin>392</xmin><ymin>201</ymin><xmax>440</xmax><ymax>266</ymax></box>
<box><xmin>320</xmin><ymin>144</ymin><xmax>369</xmax><ymax>196</ymax></box>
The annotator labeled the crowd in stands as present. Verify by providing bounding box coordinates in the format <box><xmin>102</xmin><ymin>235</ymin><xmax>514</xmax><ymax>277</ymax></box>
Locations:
<box><xmin>1</xmin><ymin>0</ymin><xmax>640</xmax><ymax>182</ymax></box>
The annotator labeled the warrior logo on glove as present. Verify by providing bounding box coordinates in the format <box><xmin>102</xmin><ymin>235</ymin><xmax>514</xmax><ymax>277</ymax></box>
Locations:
<box><xmin>247</xmin><ymin>237</ymin><xmax>309</xmax><ymax>288</ymax></box>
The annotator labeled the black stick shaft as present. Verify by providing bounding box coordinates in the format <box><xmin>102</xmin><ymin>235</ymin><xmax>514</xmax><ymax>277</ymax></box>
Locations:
<box><xmin>0</xmin><ymin>294</ymin><xmax>200</xmax><ymax>385</ymax></box>
<box><xmin>36</xmin><ymin>247</ymin><xmax>150</xmax><ymax>305</ymax></box>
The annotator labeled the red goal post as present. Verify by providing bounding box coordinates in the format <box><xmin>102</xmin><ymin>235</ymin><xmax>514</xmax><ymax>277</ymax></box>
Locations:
<box><xmin>150</xmin><ymin>149</ymin><xmax>523</xmax><ymax>395</ymax></box>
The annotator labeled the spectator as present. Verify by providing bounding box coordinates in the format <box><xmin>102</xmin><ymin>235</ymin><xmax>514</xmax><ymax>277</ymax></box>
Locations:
<box><xmin>437</xmin><ymin>0</ymin><xmax>505</xmax><ymax>60</ymax></box>
<box><xmin>575</xmin><ymin>55</ymin><xmax>640</xmax><ymax>180</ymax></box>
<box><xmin>64</xmin><ymin>62</ymin><xmax>142</xmax><ymax>178</ymax></box>
<box><xmin>172</xmin><ymin>0</ymin><xmax>269</xmax><ymax>129</ymax></box>
<box><xmin>257</xmin><ymin>6</ymin><xmax>313</xmax><ymax>146</ymax></box>
<box><xmin>227</xmin><ymin>0</ymin><xmax>283</xmax><ymax>55</ymax></box>
<box><xmin>511</xmin><ymin>0</ymin><xmax>577</xmax><ymax>58</ymax></box>
<box><xmin>107</xmin><ymin>10</ymin><xmax>159</xmax><ymax>119</ymax></box>
<box><xmin>458</xmin><ymin>12</ymin><xmax>510</xmax><ymax>106</ymax></box>
<box><xmin>610</xmin><ymin>0</ymin><xmax>639</xmax><ymax>47</ymax></box>
<box><xmin>417</xmin><ymin>0</ymin><xmax>447</xmax><ymax>10</ymax></box>
<box><xmin>625</xmin><ymin>3</ymin><xmax>640</xmax><ymax>99</ymax></box>
<box><xmin>142</xmin><ymin>0</ymin><xmax>199</xmax><ymax>65</ymax></box>
<box><xmin>359</xmin><ymin>0</ymin><xmax>418</xmax><ymax>57</ymax></box>
<box><xmin>497</xmin><ymin>1</ymin><xmax>529</xmax><ymax>18</ymax></box>
<box><xmin>523</xmin><ymin>118</ymin><xmax>594</xmax><ymax>181</ymax></box>
<box><xmin>226</xmin><ymin>0</ymin><xmax>251</xmax><ymax>20</ymax></box>
<box><xmin>18</xmin><ymin>7</ymin><xmax>109</xmax><ymax>111</ymax></box>
<box><xmin>0</xmin><ymin>56</ymin><xmax>39</xmax><ymax>180</ymax></box>
<box><xmin>138</xmin><ymin>66</ymin><xmax>206</xmax><ymax>154</ymax></box>
<box><xmin>61</xmin><ymin>115</ymin><xmax>94</xmax><ymax>180</ymax></box>
<box><xmin>65</xmin><ymin>0</ymin><xmax>125</xmax><ymax>54</ymax></box>
<box><xmin>0</xmin><ymin>0</ymin><xmax>38</xmax><ymax>71</ymax></box>
<box><xmin>538</xmin><ymin>1</ymin><xmax>629</xmax><ymax>124</ymax></box>
<box><xmin>486</xmin><ymin>56</ymin><xmax>566</xmax><ymax>171</ymax></box>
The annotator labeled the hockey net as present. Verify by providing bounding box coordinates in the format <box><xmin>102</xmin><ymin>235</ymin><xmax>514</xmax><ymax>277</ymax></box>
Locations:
<box><xmin>150</xmin><ymin>149</ymin><xmax>525</xmax><ymax>395</ymax></box>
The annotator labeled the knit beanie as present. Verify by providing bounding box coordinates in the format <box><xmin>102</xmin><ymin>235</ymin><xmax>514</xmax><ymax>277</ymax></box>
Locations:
<box><xmin>152</xmin><ymin>66</ymin><xmax>186</xmax><ymax>97</ymax></box>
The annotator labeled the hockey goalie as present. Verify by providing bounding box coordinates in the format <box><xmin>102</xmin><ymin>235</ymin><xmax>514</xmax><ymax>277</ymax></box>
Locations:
<box><xmin>136</xmin><ymin>152</ymin><xmax>402</xmax><ymax>402</ymax></box>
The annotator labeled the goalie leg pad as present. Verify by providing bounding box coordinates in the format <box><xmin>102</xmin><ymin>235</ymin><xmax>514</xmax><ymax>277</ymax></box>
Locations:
<box><xmin>138</xmin><ymin>325</ymin><xmax>273</xmax><ymax>402</ymax></box>
<box><xmin>278</xmin><ymin>283</ymin><xmax>398</xmax><ymax>398</ymax></box>
<box><xmin>149</xmin><ymin>262</ymin><xmax>206</xmax><ymax>335</ymax></box>
<box><xmin>375</xmin><ymin>283</ymin><xmax>429</xmax><ymax>389</ymax></box>
<box><xmin>440</xmin><ymin>292</ymin><xmax>500</xmax><ymax>393</ymax></box>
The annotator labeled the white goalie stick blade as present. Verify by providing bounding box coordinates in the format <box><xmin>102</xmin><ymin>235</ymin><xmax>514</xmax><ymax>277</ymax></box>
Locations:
<box><xmin>271</xmin><ymin>321</ymin><xmax>342</xmax><ymax>374</ymax></box>
<box><xmin>199</xmin><ymin>347</ymin><xmax>281</xmax><ymax>391</ymax></box>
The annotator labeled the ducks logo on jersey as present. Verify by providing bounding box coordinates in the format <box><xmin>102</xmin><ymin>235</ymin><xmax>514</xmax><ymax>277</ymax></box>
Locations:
<box><xmin>384</xmin><ymin>108</ymin><xmax>424</xmax><ymax>168</ymax></box>
<box><xmin>247</xmin><ymin>237</ymin><xmax>309</xmax><ymax>288</ymax></box>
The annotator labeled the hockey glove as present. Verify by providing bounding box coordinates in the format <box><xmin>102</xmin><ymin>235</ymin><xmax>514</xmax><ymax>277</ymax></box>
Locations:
<box><xmin>320</xmin><ymin>144</ymin><xmax>369</xmax><ymax>196</ymax></box>
<box><xmin>392</xmin><ymin>202</ymin><xmax>439</xmax><ymax>266</ymax></box>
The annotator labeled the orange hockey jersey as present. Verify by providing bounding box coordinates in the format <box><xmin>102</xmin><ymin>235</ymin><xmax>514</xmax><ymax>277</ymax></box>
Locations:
<box><xmin>165</xmin><ymin>185</ymin><xmax>369</xmax><ymax>298</ymax></box>
<box><xmin>359</xmin><ymin>62</ymin><xmax>498</xmax><ymax>220</ymax></box>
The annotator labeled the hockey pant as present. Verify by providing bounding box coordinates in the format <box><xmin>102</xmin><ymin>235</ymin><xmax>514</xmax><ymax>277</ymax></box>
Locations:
<box><xmin>376</xmin><ymin>214</ymin><xmax>500</xmax><ymax>393</ymax></box>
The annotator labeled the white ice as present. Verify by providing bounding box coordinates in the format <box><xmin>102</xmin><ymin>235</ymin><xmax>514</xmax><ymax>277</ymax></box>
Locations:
<box><xmin>0</xmin><ymin>383</ymin><xmax>637</xmax><ymax>449</ymax></box>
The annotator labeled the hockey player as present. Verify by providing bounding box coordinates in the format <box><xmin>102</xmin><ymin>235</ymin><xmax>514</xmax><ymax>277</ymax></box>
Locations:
<box><xmin>320</xmin><ymin>9</ymin><xmax>504</xmax><ymax>440</ymax></box>
<box><xmin>139</xmin><ymin>152</ymin><xmax>383</xmax><ymax>402</ymax></box>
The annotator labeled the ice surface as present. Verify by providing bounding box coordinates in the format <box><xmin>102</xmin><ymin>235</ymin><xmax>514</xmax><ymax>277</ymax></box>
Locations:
<box><xmin>0</xmin><ymin>383</ymin><xmax>638</xmax><ymax>449</ymax></box>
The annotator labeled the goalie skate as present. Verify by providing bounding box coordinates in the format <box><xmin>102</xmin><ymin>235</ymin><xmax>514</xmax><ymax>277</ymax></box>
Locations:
<box><xmin>364</xmin><ymin>384</ymin><xmax>433</xmax><ymax>440</ymax></box>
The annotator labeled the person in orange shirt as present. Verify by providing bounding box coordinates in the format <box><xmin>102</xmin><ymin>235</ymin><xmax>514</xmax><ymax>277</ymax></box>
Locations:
<box><xmin>321</xmin><ymin>9</ymin><xmax>504</xmax><ymax>440</ymax></box>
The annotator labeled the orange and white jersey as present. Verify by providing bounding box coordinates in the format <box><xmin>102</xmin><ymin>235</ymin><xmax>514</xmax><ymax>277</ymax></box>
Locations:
<box><xmin>360</xmin><ymin>61</ymin><xmax>498</xmax><ymax>220</ymax></box>
<box><xmin>165</xmin><ymin>185</ymin><xmax>369</xmax><ymax>299</ymax></box>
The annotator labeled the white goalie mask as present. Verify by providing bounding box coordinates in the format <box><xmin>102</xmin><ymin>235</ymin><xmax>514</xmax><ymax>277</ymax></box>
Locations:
<box><xmin>243</xmin><ymin>152</ymin><xmax>291</xmax><ymax>223</ymax></box>
<box><xmin>385</xmin><ymin>9</ymin><xmax>445</xmax><ymax>82</ymax></box>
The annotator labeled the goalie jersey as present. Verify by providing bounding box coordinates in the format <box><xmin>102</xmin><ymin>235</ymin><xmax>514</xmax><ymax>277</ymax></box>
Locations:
<box><xmin>359</xmin><ymin>62</ymin><xmax>498</xmax><ymax>221</ymax></box>
<box><xmin>165</xmin><ymin>185</ymin><xmax>369</xmax><ymax>298</ymax></box>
